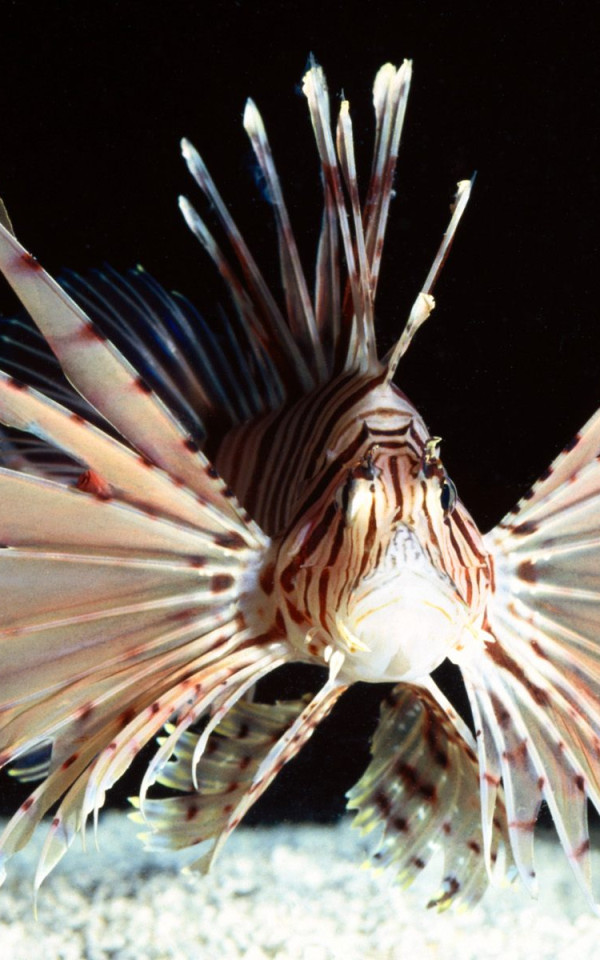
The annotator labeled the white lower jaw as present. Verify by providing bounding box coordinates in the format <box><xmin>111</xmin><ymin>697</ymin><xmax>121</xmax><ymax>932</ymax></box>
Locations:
<box><xmin>334</xmin><ymin>573</ymin><xmax>469</xmax><ymax>685</ymax></box>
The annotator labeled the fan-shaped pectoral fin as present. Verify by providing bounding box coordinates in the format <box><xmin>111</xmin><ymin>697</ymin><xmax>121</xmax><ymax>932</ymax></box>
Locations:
<box><xmin>347</xmin><ymin>678</ymin><xmax>514</xmax><ymax>910</ymax></box>
<box><xmin>455</xmin><ymin>622</ymin><xmax>600</xmax><ymax>912</ymax></box>
<box><xmin>474</xmin><ymin>408</ymin><xmax>600</xmax><ymax>912</ymax></box>
<box><xmin>131</xmin><ymin>659</ymin><xmax>347</xmax><ymax>872</ymax></box>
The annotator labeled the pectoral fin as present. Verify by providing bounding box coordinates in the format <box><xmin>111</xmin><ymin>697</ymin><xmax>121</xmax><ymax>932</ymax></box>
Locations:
<box><xmin>347</xmin><ymin>679</ymin><xmax>513</xmax><ymax>910</ymax></box>
<box><xmin>458</xmin><ymin>411</ymin><xmax>600</xmax><ymax>911</ymax></box>
<box><xmin>131</xmin><ymin>677</ymin><xmax>345</xmax><ymax>872</ymax></box>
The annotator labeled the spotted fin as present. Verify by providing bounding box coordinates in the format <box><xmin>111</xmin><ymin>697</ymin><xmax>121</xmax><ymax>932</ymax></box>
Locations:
<box><xmin>129</xmin><ymin>697</ymin><xmax>308</xmax><ymax>868</ymax></box>
<box><xmin>0</xmin><ymin>219</ymin><xmax>249</xmax><ymax>523</ymax></box>
<box><xmin>0</xmin><ymin>214</ymin><xmax>299</xmax><ymax>887</ymax></box>
<box><xmin>59</xmin><ymin>266</ymin><xmax>270</xmax><ymax>440</ymax></box>
<box><xmin>0</xmin><ymin>313</ymin><xmax>92</xmax><ymax>416</ymax></box>
<box><xmin>347</xmin><ymin>680</ymin><xmax>514</xmax><ymax>910</ymax></box>
<box><xmin>0</xmin><ymin>450</ymin><xmax>289</xmax><ymax>887</ymax></box>
<box><xmin>0</xmin><ymin>371</ymin><xmax>255</xmax><ymax>531</ymax></box>
<box><xmin>0</xmin><ymin>409</ymin><xmax>284</xmax><ymax>890</ymax></box>
<box><xmin>132</xmin><ymin>658</ymin><xmax>346</xmax><ymax>871</ymax></box>
<box><xmin>0</xmin><ymin>309</ymin><xmax>97</xmax><ymax>481</ymax></box>
<box><xmin>180</xmin><ymin>61</ymin><xmax>422</xmax><ymax>398</ymax></box>
<box><xmin>457</xmin><ymin>409</ymin><xmax>600</xmax><ymax>910</ymax></box>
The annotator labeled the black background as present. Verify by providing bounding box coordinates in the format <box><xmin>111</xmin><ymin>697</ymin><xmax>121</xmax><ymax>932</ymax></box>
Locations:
<box><xmin>1</xmin><ymin>1</ymin><xmax>599</xmax><ymax>821</ymax></box>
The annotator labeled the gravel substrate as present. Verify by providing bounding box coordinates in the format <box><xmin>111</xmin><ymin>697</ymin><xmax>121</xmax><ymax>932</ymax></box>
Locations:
<box><xmin>0</xmin><ymin>812</ymin><xmax>598</xmax><ymax>959</ymax></box>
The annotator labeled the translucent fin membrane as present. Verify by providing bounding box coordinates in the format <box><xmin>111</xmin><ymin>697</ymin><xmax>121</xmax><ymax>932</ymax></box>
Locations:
<box><xmin>0</xmin><ymin>373</ymin><xmax>263</xmax><ymax>534</ymax></box>
<box><xmin>0</xmin><ymin>210</ymin><xmax>297</xmax><ymax>888</ymax></box>
<box><xmin>347</xmin><ymin>681</ymin><xmax>514</xmax><ymax>910</ymax></box>
<box><xmin>129</xmin><ymin>654</ymin><xmax>346</xmax><ymax>873</ymax></box>
<box><xmin>0</xmin><ymin>315</ymin><xmax>95</xmax><ymax>420</ymax></box>
<box><xmin>61</xmin><ymin>268</ymin><xmax>219</xmax><ymax>441</ymax></box>
<box><xmin>130</xmin><ymin>697</ymin><xmax>307</xmax><ymax>870</ymax></box>
<box><xmin>0</xmin><ymin>221</ymin><xmax>259</xmax><ymax>530</ymax></box>
<box><xmin>463</xmin><ymin>408</ymin><xmax>600</xmax><ymax>911</ymax></box>
<box><xmin>206</xmin><ymin>653</ymin><xmax>346</xmax><ymax>869</ymax></box>
<box><xmin>0</xmin><ymin>504</ymin><xmax>290</xmax><ymax>886</ymax></box>
<box><xmin>0</xmin><ymin>423</ymin><xmax>82</xmax><ymax>482</ymax></box>
<box><xmin>33</xmin><ymin>641</ymin><xmax>288</xmax><ymax>891</ymax></box>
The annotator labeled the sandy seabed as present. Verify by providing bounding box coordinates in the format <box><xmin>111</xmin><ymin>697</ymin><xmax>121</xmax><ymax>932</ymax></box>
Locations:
<box><xmin>0</xmin><ymin>812</ymin><xmax>597</xmax><ymax>960</ymax></box>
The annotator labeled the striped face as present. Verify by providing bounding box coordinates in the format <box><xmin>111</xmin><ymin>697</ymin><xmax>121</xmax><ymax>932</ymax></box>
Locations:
<box><xmin>227</xmin><ymin>372</ymin><xmax>493</xmax><ymax>684</ymax></box>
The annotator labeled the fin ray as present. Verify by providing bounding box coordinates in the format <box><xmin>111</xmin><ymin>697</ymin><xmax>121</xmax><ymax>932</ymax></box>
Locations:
<box><xmin>0</xmin><ymin>220</ymin><xmax>248</xmax><ymax>522</ymax></box>
<box><xmin>347</xmin><ymin>681</ymin><xmax>514</xmax><ymax>910</ymax></box>
<box><xmin>461</xmin><ymin>413</ymin><xmax>600</xmax><ymax>910</ymax></box>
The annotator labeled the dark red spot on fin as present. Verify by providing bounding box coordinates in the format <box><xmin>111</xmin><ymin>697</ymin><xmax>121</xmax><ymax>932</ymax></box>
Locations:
<box><xmin>393</xmin><ymin>816</ymin><xmax>409</xmax><ymax>833</ymax></box>
<box><xmin>214</xmin><ymin>532</ymin><xmax>246</xmax><ymax>550</ymax></box>
<box><xmin>78</xmin><ymin>702</ymin><xmax>94</xmax><ymax>722</ymax></box>
<box><xmin>76</xmin><ymin>469</ymin><xmax>112</xmax><ymax>499</ymax></box>
<box><xmin>211</xmin><ymin>574</ymin><xmax>234</xmax><ymax>593</ymax></box>
<box><xmin>21</xmin><ymin>251</ymin><xmax>41</xmax><ymax>270</ymax></box>
<box><xmin>78</xmin><ymin>321</ymin><xmax>106</xmax><ymax>342</ymax></box>
<box><xmin>530</xmin><ymin>640</ymin><xmax>549</xmax><ymax>659</ymax></box>
<box><xmin>518</xmin><ymin>560</ymin><xmax>537</xmax><ymax>583</ymax></box>
<box><xmin>511</xmin><ymin>520</ymin><xmax>539</xmax><ymax>536</ymax></box>
<box><xmin>134</xmin><ymin>375</ymin><xmax>153</xmax><ymax>394</ymax></box>
<box><xmin>564</xmin><ymin>432</ymin><xmax>582</xmax><ymax>453</ymax></box>
<box><xmin>7</xmin><ymin>376</ymin><xmax>27</xmax><ymax>390</ymax></box>
<box><xmin>573</xmin><ymin>838</ymin><xmax>591</xmax><ymax>859</ymax></box>
<box><xmin>119</xmin><ymin>707</ymin><xmax>137</xmax><ymax>729</ymax></box>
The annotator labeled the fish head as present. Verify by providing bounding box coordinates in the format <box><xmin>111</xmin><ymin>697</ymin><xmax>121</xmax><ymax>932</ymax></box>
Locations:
<box><xmin>275</xmin><ymin>434</ymin><xmax>491</xmax><ymax>684</ymax></box>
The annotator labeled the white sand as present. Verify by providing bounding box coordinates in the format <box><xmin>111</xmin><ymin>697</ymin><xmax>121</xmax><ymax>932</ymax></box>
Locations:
<box><xmin>0</xmin><ymin>813</ymin><xmax>598</xmax><ymax>959</ymax></box>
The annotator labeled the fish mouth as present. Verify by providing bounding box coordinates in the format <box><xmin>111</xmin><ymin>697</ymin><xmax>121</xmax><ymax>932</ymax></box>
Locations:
<box><xmin>335</xmin><ymin>527</ymin><xmax>469</xmax><ymax>683</ymax></box>
<box><xmin>337</xmin><ymin>574</ymin><xmax>468</xmax><ymax>684</ymax></box>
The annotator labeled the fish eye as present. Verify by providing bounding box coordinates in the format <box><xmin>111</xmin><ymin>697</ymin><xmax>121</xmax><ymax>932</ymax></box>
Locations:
<box><xmin>440</xmin><ymin>476</ymin><xmax>457</xmax><ymax>515</ymax></box>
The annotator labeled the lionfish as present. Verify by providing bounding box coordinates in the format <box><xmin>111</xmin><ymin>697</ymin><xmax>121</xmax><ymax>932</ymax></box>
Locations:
<box><xmin>0</xmin><ymin>58</ymin><xmax>598</xmax><ymax>913</ymax></box>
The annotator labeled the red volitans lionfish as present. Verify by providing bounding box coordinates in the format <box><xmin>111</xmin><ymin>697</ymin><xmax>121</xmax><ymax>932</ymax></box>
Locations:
<box><xmin>0</xmin><ymin>59</ymin><xmax>598</xmax><ymax>912</ymax></box>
